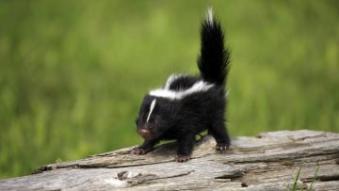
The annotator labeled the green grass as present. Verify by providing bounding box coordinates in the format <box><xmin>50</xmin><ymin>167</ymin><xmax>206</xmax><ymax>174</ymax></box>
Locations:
<box><xmin>290</xmin><ymin>167</ymin><xmax>302</xmax><ymax>191</ymax></box>
<box><xmin>0</xmin><ymin>0</ymin><xmax>338</xmax><ymax>178</ymax></box>
<box><xmin>289</xmin><ymin>165</ymin><xmax>320</xmax><ymax>191</ymax></box>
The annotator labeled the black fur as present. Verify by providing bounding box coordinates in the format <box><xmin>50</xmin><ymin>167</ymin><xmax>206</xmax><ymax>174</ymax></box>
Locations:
<box><xmin>132</xmin><ymin>11</ymin><xmax>231</xmax><ymax>162</ymax></box>
<box><xmin>198</xmin><ymin>17</ymin><xmax>230</xmax><ymax>86</ymax></box>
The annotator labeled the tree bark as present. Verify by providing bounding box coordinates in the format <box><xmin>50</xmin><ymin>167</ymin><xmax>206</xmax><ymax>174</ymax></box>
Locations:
<box><xmin>1</xmin><ymin>130</ymin><xmax>339</xmax><ymax>191</ymax></box>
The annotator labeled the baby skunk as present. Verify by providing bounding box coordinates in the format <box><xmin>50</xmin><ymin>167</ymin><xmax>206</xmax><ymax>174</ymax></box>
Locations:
<box><xmin>132</xmin><ymin>9</ymin><xmax>231</xmax><ymax>162</ymax></box>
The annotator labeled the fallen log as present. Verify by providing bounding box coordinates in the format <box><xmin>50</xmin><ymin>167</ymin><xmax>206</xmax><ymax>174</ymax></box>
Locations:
<box><xmin>0</xmin><ymin>130</ymin><xmax>339</xmax><ymax>191</ymax></box>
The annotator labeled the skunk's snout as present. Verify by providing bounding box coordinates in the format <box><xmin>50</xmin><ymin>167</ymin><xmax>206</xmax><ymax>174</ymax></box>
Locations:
<box><xmin>138</xmin><ymin>128</ymin><xmax>152</xmax><ymax>140</ymax></box>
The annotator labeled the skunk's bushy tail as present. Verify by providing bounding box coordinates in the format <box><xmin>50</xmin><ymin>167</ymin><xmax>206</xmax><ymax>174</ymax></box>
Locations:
<box><xmin>198</xmin><ymin>9</ymin><xmax>230</xmax><ymax>86</ymax></box>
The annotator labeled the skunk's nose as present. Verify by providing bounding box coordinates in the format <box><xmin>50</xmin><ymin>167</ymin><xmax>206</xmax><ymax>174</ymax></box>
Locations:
<box><xmin>138</xmin><ymin>128</ymin><xmax>152</xmax><ymax>140</ymax></box>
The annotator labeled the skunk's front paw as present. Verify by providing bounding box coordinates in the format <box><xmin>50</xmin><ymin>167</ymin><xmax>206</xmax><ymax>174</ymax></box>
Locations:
<box><xmin>130</xmin><ymin>147</ymin><xmax>148</xmax><ymax>155</ymax></box>
<box><xmin>216</xmin><ymin>143</ymin><xmax>230</xmax><ymax>152</ymax></box>
<box><xmin>176</xmin><ymin>155</ymin><xmax>191</xmax><ymax>162</ymax></box>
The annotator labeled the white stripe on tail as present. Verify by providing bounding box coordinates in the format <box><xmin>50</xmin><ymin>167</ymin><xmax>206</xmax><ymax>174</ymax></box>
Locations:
<box><xmin>207</xmin><ymin>7</ymin><xmax>213</xmax><ymax>26</ymax></box>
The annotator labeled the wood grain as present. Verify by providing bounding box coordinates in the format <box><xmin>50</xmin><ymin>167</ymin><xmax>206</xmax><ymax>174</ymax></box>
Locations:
<box><xmin>1</xmin><ymin>130</ymin><xmax>339</xmax><ymax>191</ymax></box>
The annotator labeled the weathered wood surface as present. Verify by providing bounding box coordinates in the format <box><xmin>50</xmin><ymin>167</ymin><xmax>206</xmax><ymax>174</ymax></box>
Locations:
<box><xmin>1</xmin><ymin>130</ymin><xmax>339</xmax><ymax>191</ymax></box>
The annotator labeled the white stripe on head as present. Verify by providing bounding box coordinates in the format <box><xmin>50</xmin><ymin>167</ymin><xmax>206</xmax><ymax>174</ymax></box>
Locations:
<box><xmin>207</xmin><ymin>7</ymin><xmax>213</xmax><ymax>26</ymax></box>
<box><xmin>149</xmin><ymin>80</ymin><xmax>214</xmax><ymax>100</ymax></box>
<box><xmin>164</xmin><ymin>74</ymin><xmax>183</xmax><ymax>90</ymax></box>
<box><xmin>146</xmin><ymin>99</ymin><xmax>157</xmax><ymax>123</ymax></box>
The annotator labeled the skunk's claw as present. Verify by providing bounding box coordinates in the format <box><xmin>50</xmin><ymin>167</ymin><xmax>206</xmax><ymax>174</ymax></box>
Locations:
<box><xmin>176</xmin><ymin>155</ymin><xmax>191</xmax><ymax>162</ymax></box>
<box><xmin>216</xmin><ymin>143</ymin><xmax>230</xmax><ymax>152</ymax></box>
<box><xmin>130</xmin><ymin>147</ymin><xmax>147</xmax><ymax>155</ymax></box>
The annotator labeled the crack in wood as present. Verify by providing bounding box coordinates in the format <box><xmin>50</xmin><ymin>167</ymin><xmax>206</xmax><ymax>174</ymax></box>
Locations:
<box><xmin>214</xmin><ymin>170</ymin><xmax>245</xmax><ymax>180</ymax></box>
<box><xmin>228</xmin><ymin>149</ymin><xmax>339</xmax><ymax>164</ymax></box>
<box><xmin>303</xmin><ymin>175</ymin><xmax>339</xmax><ymax>182</ymax></box>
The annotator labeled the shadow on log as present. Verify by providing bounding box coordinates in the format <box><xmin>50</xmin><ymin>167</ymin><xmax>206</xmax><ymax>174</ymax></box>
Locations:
<box><xmin>1</xmin><ymin>130</ymin><xmax>339</xmax><ymax>191</ymax></box>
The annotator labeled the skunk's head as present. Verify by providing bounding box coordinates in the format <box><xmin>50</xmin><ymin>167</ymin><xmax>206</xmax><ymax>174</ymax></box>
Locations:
<box><xmin>135</xmin><ymin>95</ymin><xmax>177</xmax><ymax>140</ymax></box>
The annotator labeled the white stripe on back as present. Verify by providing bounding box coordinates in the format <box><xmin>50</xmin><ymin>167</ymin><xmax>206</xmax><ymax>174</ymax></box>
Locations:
<box><xmin>164</xmin><ymin>74</ymin><xmax>183</xmax><ymax>90</ymax></box>
<box><xmin>149</xmin><ymin>80</ymin><xmax>214</xmax><ymax>100</ymax></box>
<box><xmin>146</xmin><ymin>99</ymin><xmax>157</xmax><ymax>123</ymax></box>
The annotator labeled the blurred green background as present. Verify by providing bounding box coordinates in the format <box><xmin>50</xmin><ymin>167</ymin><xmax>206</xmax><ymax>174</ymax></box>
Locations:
<box><xmin>0</xmin><ymin>0</ymin><xmax>338</xmax><ymax>178</ymax></box>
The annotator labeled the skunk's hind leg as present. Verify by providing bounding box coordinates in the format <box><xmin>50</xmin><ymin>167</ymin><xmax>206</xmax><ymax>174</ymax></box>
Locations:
<box><xmin>208</xmin><ymin>120</ymin><xmax>230</xmax><ymax>151</ymax></box>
